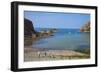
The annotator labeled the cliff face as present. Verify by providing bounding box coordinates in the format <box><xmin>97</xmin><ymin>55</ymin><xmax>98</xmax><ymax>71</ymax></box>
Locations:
<box><xmin>80</xmin><ymin>21</ymin><xmax>90</xmax><ymax>32</ymax></box>
<box><xmin>24</xmin><ymin>18</ymin><xmax>37</xmax><ymax>37</ymax></box>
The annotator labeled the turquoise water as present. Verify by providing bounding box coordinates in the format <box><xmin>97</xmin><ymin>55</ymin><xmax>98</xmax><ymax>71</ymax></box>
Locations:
<box><xmin>32</xmin><ymin>28</ymin><xmax>90</xmax><ymax>51</ymax></box>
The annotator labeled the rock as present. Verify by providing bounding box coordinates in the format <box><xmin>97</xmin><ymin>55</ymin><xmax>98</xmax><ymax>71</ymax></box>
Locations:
<box><xmin>32</xmin><ymin>34</ymin><xmax>37</xmax><ymax>39</ymax></box>
<box><xmin>24</xmin><ymin>18</ymin><xmax>37</xmax><ymax>37</ymax></box>
<box><xmin>40</xmin><ymin>29</ymin><xmax>57</xmax><ymax>35</ymax></box>
<box><xmin>80</xmin><ymin>21</ymin><xmax>90</xmax><ymax>32</ymax></box>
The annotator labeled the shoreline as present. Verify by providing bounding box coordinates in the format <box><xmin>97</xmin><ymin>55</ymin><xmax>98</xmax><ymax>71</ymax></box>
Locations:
<box><xmin>24</xmin><ymin>47</ymin><xmax>90</xmax><ymax>62</ymax></box>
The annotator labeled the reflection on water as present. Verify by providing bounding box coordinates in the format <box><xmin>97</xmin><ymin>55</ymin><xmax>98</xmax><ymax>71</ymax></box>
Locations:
<box><xmin>24</xmin><ymin>37</ymin><xmax>33</xmax><ymax>46</ymax></box>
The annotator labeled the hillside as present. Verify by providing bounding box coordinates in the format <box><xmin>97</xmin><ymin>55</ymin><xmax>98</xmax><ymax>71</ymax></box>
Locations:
<box><xmin>80</xmin><ymin>21</ymin><xmax>90</xmax><ymax>32</ymax></box>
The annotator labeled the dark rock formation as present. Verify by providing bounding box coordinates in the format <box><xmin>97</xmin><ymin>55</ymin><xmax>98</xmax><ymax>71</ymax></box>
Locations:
<box><xmin>24</xmin><ymin>18</ymin><xmax>38</xmax><ymax>46</ymax></box>
<box><xmin>24</xmin><ymin>18</ymin><xmax>37</xmax><ymax>37</ymax></box>
<box><xmin>24</xmin><ymin>18</ymin><xmax>56</xmax><ymax>46</ymax></box>
<box><xmin>80</xmin><ymin>21</ymin><xmax>90</xmax><ymax>32</ymax></box>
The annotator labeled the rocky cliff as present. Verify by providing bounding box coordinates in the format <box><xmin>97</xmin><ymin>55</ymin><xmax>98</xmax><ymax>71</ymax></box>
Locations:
<box><xmin>80</xmin><ymin>21</ymin><xmax>90</xmax><ymax>32</ymax></box>
<box><xmin>24</xmin><ymin>18</ymin><xmax>37</xmax><ymax>37</ymax></box>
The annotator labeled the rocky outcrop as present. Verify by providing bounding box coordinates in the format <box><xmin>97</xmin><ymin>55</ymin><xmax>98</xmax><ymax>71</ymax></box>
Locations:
<box><xmin>24</xmin><ymin>18</ymin><xmax>38</xmax><ymax>46</ymax></box>
<box><xmin>24</xmin><ymin>18</ymin><xmax>57</xmax><ymax>46</ymax></box>
<box><xmin>24</xmin><ymin>18</ymin><xmax>37</xmax><ymax>37</ymax></box>
<box><xmin>80</xmin><ymin>21</ymin><xmax>90</xmax><ymax>32</ymax></box>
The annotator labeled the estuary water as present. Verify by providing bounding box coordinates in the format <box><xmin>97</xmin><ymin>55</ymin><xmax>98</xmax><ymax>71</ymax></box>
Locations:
<box><xmin>32</xmin><ymin>28</ymin><xmax>90</xmax><ymax>51</ymax></box>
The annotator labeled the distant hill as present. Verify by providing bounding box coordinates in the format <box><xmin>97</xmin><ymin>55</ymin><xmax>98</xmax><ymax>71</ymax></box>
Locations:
<box><xmin>80</xmin><ymin>21</ymin><xmax>90</xmax><ymax>32</ymax></box>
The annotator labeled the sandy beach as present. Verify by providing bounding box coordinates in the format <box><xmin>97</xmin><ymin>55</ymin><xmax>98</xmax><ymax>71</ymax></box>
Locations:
<box><xmin>24</xmin><ymin>47</ymin><xmax>90</xmax><ymax>62</ymax></box>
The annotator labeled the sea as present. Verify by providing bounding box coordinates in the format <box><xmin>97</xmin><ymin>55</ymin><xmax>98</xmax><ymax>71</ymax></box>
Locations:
<box><xmin>32</xmin><ymin>28</ymin><xmax>90</xmax><ymax>51</ymax></box>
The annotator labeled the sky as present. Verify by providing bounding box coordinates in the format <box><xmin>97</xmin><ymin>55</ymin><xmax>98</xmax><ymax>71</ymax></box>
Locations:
<box><xmin>24</xmin><ymin>11</ymin><xmax>90</xmax><ymax>29</ymax></box>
